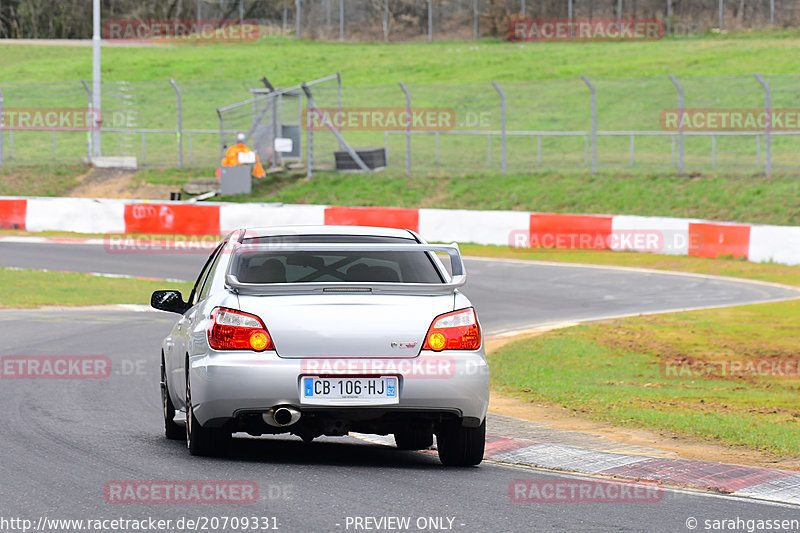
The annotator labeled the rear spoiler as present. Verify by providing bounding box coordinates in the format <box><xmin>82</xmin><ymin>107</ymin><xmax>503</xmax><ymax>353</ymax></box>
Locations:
<box><xmin>224</xmin><ymin>242</ymin><xmax>466</xmax><ymax>296</ymax></box>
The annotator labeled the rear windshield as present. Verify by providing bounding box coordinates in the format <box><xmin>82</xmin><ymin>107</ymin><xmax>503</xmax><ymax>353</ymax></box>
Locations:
<box><xmin>232</xmin><ymin>235</ymin><xmax>444</xmax><ymax>284</ymax></box>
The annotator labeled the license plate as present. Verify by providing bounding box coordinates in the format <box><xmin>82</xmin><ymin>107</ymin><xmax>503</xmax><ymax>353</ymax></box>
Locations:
<box><xmin>300</xmin><ymin>376</ymin><xmax>398</xmax><ymax>405</ymax></box>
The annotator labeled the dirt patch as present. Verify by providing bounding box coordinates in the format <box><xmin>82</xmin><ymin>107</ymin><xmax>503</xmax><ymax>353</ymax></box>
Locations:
<box><xmin>485</xmin><ymin>338</ymin><xmax>800</xmax><ymax>471</ymax></box>
<box><xmin>68</xmin><ymin>168</ymin><xmax>176</xmax><ymax>200</ymax></box>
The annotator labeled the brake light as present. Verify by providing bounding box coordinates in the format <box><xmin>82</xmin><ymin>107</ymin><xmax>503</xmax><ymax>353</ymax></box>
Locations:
<box><xmin>207</xmin><ymin>308</ymin><xmax>273</xmax><ymax>352</ymax></box>
<box><xmin>423</xmin><ymin>308</ymin><xmax>481</xmax><ymax>351</ymax></box>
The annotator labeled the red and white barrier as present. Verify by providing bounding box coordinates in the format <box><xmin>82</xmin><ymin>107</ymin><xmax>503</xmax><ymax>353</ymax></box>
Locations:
<box><xmin>1</xmin><ymin>196</ymin><xmax>798</xmax><ymax>266</ymax></box>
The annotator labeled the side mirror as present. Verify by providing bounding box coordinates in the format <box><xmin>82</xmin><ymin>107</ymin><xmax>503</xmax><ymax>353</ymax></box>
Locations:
<box><xmin>151</xmin><ymin>290</ymin><xmax>189</xmax><ymax>314</ymax></box>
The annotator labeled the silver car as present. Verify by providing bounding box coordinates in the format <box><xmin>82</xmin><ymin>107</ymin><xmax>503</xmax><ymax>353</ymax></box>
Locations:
<box><xmin>152</xmin><ymin>226</ymin><xmax>489</xmax><ymax>466</ymax></box>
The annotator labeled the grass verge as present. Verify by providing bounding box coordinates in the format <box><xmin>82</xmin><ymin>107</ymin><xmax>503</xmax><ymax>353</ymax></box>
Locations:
<box><xmin>0</xmin><ymin>268</ymin><xmax>192</xmax><ymax>308</ymax></box>
<box><xmin>490</xmin><ymin>299</ymin><xmax>800</xmax><ymax>456</ymax></box>
<box><xmin>220</xmin><ymin>170</ymin><xmax>800</xmax><ymax>226</ymax></box>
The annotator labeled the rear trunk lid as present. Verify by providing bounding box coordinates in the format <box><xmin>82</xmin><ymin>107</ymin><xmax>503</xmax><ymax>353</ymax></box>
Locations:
<box><xmin>238</xmin><ymin>293</ymin><xmax>454</xmax><ymax>358</ymax></box>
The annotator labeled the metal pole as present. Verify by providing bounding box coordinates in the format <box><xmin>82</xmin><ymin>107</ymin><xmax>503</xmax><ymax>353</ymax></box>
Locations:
<box><xmin>339</xmin><ymin>0</ymin><xmax>344</xmax><ymax>41</ymax></box>
<box><xmin>92</xmin><ymin>0</ymin><xmax>101</xmax><ymax>157</ymax></box>
<box><xmin>296</xmin><ymin>0</ymin><xmax>301</xmax><ymax>39</ymax></box>
<box><xmin>754</xmin><ymin>73</ymin><xmax>771</xmax><ymax>176</ymax></box>
<box><xmin>169</xmin><ymin>78</ymin><xmax>183</xmax><ymax>168</ymax></box>
<box><xmin>668</xmin><ymin>74</ymin><xmax>684</xmax><ymax>174</ymax></box>
<box><xmin>581</xmin><ymin>76</ymin><xmax>597</xmax><ymax>174</ymax></box>
<box><xmin>618</xmin><ymin>0</ymin><xmax>622</xmax><ymax>25</ymax></box>
<box><xmin>197</xmin><ymin>0</ymin><xmax>201</xmax><ymax>24</ymax></box>
<box><xmin>521</xmin><ymin>0</ymin><xmax>525</xmax><ymax>16</ymax></box>
<box><xmin>239</xmin><ymin>0</ymin><xmax>243</xmax><ymax>22</ymax></box>
<box><xmin>771</xmin><ymin>0</ymin><xmax>775</xmax><ymax>25</ymax></box>
<box><xmin>282</xmin><ymin>7</ymin><xmax>287</xmax><ymax>33</ymax></box>
<box><xmin>398</xmin><ymin>82</ymin><xmax>411</xmax><ymax>175</ymax></box>
<box><xmin>306</xmin><ymin>96</ymin><xmax>312</xmax><ymax>178</ymax></box>
<box><xmin>718</xmin><ymin>0</ymin><xmax>723</xmax><ymax>29</ymax></box>
<box><xmin>666</xmin><ymin>0</ymin><xmax>672</xmax><ymax>34</ymax></box>
<box><xmin>81</xmin><ymin>80</ymin><xmax>92</xmax><ymax>160</ymax></box>
<box><xmin>336</xmin><ymin>71</ymin><xmax>343</xmax><ymax>150</ymax></box>
<box><xmin>630</xmin><ymin>134</ymin><xmax>634</xmax><ymax>166</ymax></box>
<box><xmin>473</xmin><ymin>0</ymin><xmax>478</xmax><ymax>40</ymax></box>
<box><xmin>383</xmin><ymin>0</ymin><xmax>389</xmax><ymax>41</ymax></box>
<box><xmin>711</xmin><ymin>135</ymin><xmax>716</xmax><ymax>168</ymax></box>
<box><xmin>428</xmin><ymin>0</ymin><xmax>433</xmax><ymax>42</ymax></box>
<box><xmin>568</xmin><ymin>0</ymin><xmax>573</xmax><ymax>37</ymax></box>
<box><xmin>492</xmin><ymin>81</ymin><xmax>506</xmax><ymax>174</ymax></box>
<box><xmin>0</xmin><ymin>87</ymin><xmax>4</xmax><ymax>166</ymax></box>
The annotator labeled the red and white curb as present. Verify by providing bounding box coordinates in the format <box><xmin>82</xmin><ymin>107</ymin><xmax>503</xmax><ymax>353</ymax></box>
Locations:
<box><xmin>352</xmin><ymin>433</ymin><xmax>800</xmax><ymax>506</ymax></box>
<box><xmin>1</xmin><ymin>196</ymin><xmax>799</xmax><ymax>266</ymax></box>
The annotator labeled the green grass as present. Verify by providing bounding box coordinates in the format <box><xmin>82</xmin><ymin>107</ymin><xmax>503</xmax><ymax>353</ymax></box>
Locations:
<box><xmin>0</xmin><ymin>163</ymin><xmax>88</xmax><ymax>197</ymax></box>
<box><xmin>459</xmin><ymin>245</ymin><xmax>800</xmax><ymax>286</ymax></box>
<box><xmin>3</xmin><ymin>33</ymin><xmax>800</xmax><ymax>171</ymax></box>
<box><xmin>218</xmin><ymin>169</ymin><xmax>800</xmax><ymax>226</ymax></box>
<box><xmin>4</xmin><ymin>34</ymin><xmax>800</xmax><ymax>84</ymax></box>
<box><xmin>490</xmin><ymin>299</ymin><xmax>800</xmax><ymax>455</ymax></box>
<box><xmin>0</xmin><ymin>268</ymin><xmax>192</xmax><ymax>308</ymax></box>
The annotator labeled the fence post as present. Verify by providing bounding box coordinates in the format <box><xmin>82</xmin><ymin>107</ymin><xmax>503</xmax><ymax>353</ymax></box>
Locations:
<box><xmin>296</xmin><ymin>0</ymin><xmax>301</xmax><ymax>39</ymax></box>
<box><xmin>169</xmin><ymin>78</ymin><xmax>183</xmax><ymax>169</ymax></box>
<box><xmin>398</xmin><ymin>82</ymin><xmax>411</xmax><ymax>175</ymax></box>
<box><xmin>0</xmin><ymin>86</ymin><xmax>3</xmax><ymax>166</ymax></box>
<box><xmin>473</xmin><ymin>0</ymin><xmax>478</xmax><ymax>40</ymax></box>
<box><xmin>81</xmin><ymin>80</ymin><xmax>93</xmax><ymax>161</ymax></box>
<box><xmin>521</xmin><ymin>0</ymin><xmax>526</xmax><ymax>16</ymax></box>
<box><xmin>618</xmin><ymin>0</ymin><xmax>622</xmax><ymax>25</ymax></box>
<box><xmin>383</xmin><ymin>0</ymin><xmax>389</xmax><ymax>42</ymax></box>
<box><xmin>668</xmin><ymin>74</ymin><xmax>684</xmax><ymax>175</ymax></box>
<box><xmin>771</xmin><ymin>0</ymin><xmax>775</xmax><ymax>25</ymax></box>
<box><xmin>581</xmin><ymin>76</ymin><xmax>597</xmax><ymax>174</ymax></box>
<box><xmin>666</xmin><ymin>0</ymin><xmax>672</xmax><ymax>34</ymax></box>
<box><xmin>718</xmin><ymin>0</ymin><xmax>723</xmax><ymax>29</ymax></box>
<box><xmin>568</xmin><ymin>0</ymin><xmax>573</xmax><ymax>37</ymax></box>
<box><xmin>428</xmin><ymin>0</ymin><xmax>433</xmax><ymax>42</ymax></box>
<box><xmin>339</xmin><ymin>0</ymin><xmax>344</xmax><ymax>41</ymax></box>
<box><xmin>492</xmin><ymin>81</ymin><xmax>507</xmax><ymax>174</ymax></box>
<box><xmin>337</xmin><ymin>71</ymin><xmax>343</xmax><ymax>149</ymax></box>
<box><xmin>754</xmin><ymin>73</ymin><xmax>771</xmax><ymax>176</ymax></box>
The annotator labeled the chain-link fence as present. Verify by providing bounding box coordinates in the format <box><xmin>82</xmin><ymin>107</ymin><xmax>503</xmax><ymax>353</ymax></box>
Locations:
<box><xmin>3</xmin><ymin>1</ymin><xmax>800</xmax><ymax>40</ymax></box>
<box><xmin>1</xmin><ymin>74</ymin><xmax>798</xmax><ymax>175</ymax></box>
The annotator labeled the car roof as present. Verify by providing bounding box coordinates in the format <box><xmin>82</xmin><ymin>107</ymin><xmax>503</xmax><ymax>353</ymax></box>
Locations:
<box><xmin>237</xmin><ymin>225</ymin><xmax>418</xmax><ymax>240</ymax></box>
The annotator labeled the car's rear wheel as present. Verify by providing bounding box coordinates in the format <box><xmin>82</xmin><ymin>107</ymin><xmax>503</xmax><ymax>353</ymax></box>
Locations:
<box><xmin>394</xmin><ymin>429</ymin><xmax>434</xmax><ymax>450</ymax></box>
<box><xmin>185</xmin><ymin>369</ymin><xmax>230</xmax><ymax>456</ymax></box>
<box><xmin>436</xmin><ymin>419</ymin><xmax>485</xmax><ymax>466</ymax></box>
<box><xmin>161</xmin><ymin>360</ymin><xmax>183</xmax><ymax>440</ymax></box>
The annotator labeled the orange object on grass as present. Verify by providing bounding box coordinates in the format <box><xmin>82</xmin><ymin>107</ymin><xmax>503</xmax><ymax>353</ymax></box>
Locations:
<box><xmin>220</xmin><ymin>142</ymin><xmax>266</xmax><ymax>178</ymax></box>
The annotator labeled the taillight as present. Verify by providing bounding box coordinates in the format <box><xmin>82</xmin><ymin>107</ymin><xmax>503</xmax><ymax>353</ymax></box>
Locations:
<box><xmin>423</xmin><ymin>308</ymin><xmax>481</xmax><ymax>351</ymax></box>
<box><xmin>207</xmin><ymin>308</ymin><xmax>273</xmax><ymax>352</ymax></box>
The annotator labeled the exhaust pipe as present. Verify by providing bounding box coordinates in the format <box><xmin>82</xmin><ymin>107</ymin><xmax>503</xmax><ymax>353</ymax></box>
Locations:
<box><xmin>263</xmin><ymin>406</ymin><xmax>301</xmax><ymax>427</ymax></box>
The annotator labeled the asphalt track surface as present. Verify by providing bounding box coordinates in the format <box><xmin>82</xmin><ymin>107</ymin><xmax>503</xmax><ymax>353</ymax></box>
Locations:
<box><xmin>1</xmin><ymin>241</ymin><xmax>799</xmax><ymax>532</ymax></box>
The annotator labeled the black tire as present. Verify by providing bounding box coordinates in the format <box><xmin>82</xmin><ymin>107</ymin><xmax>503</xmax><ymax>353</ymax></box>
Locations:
<box><xmin>436</xmin><ymin>419</ymin><xmax>485</xmax><ymax>466</ymax></box>
<box><xmin>185</xmin><ymin>370</ymin><xmax>230</xmax><ymax>456</ymax></box>
<box><xmin>161</xmin><ymin>360</ymin><xmax>183</xmax><ymax>440</ymax></box>
<box><xmin>394</xmin><ymin>429</ymin><xmax>434</xmax><ymax>450</ymax></box>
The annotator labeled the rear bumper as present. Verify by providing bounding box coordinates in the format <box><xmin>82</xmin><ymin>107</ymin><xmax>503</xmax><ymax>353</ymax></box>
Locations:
<box><xmin>188</xmin><ymin>349</ymin><xmax>489</xmax><ymax>426</ymax></box>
